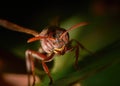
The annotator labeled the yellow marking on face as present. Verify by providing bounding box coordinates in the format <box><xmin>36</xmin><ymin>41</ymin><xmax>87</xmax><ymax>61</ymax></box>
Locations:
<box><xmin>54</xmin><ymin>45</ymin><xmax>65</xmax><ymax>54</ymax></box>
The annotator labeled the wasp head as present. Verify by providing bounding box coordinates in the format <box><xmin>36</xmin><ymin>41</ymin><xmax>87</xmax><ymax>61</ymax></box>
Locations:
<box><xmin>49</xmin><ymin>28</ymin><xmax>69</xmax><ymax>55</ymax></box>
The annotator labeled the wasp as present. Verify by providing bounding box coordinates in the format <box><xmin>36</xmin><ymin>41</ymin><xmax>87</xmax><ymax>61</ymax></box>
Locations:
<box><xmin>0</xmin><ymin>18</ymin><xmax>92</xmax><ymax>86</ymax></box>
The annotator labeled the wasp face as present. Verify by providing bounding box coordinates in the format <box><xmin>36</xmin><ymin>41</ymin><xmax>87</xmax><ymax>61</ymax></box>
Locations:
<box><xmin>40</xmin><ymin>27</ymin><xmax>69</xmax><ymax>55</ymax></box>
<box><xmin>51</xmin><ymin>28</ymin><xmax>69</xmax><ymax>55</ymax></box>
<box><xmin>53</xmin><ymin>38</ymin><xmax>66</xmax><ymax>55</ymax></box>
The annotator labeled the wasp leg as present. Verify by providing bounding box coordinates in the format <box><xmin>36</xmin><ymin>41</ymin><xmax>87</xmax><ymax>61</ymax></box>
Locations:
<box><xmin>73</xmin><ymin>40</ymin><xmax>93</xmax><ymax>54</ymax></box>
<box><xmin>69</xmin><ymin>39</ymin><xmax>92</xmax><ymax>69</ymax></box>
<box><xmin>25</xmin><ymin>49</ymin><xmax>54</xmax><ymax>86</ymax></box>
<box><xmin>73</xmin><ymin>42</ymin><xmax>80</xmax><ymax>69</ymax></box>
<box><xmin>41</xmin><ymin>61</ymin><xmax>53</xmax><ymax>85</ymax></box>
<box><xmin>26</xmin><ymin>50</ymin><xmax>35</xmax><ymax>86</ymax></box>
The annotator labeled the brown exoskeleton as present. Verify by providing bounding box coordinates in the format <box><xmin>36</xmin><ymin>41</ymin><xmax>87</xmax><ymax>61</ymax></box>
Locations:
<box><xmin>0</xmin><ymin>18</ymin><xmax>92</xmax><ymax>86</ymax></box>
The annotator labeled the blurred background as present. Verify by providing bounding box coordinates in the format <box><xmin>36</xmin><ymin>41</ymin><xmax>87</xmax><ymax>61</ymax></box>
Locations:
<box><xmin>0</xmin><ymin>0</ymin><xmax>120</xmax><ymax>86</ymax></box>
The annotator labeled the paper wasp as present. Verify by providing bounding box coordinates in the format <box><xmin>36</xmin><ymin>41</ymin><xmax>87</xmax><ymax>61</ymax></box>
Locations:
<box><xmin>0</xmin><ymin>17</ymin><xmax>91</xmax><ymax>86</ymax></box>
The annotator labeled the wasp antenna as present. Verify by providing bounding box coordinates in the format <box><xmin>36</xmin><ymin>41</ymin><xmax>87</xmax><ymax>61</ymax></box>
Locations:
<box><xmin>60</xmin><ymin>22</ymin><xmax>88</xmax><ymax>39</ymax></box>
<box><xmin>27</xmin><ymin>36</ymin><xmax>46</xmax><ymax>43</ymax></box>
<box><xmin>0</xmin><ymin>19</ymin><xmax>39</xmax><ymax>36</ymax></box>
<box><xmin>27</xmin><ymin>36</ymin><xmax>55</xmax><ymax>43</ymax></box>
